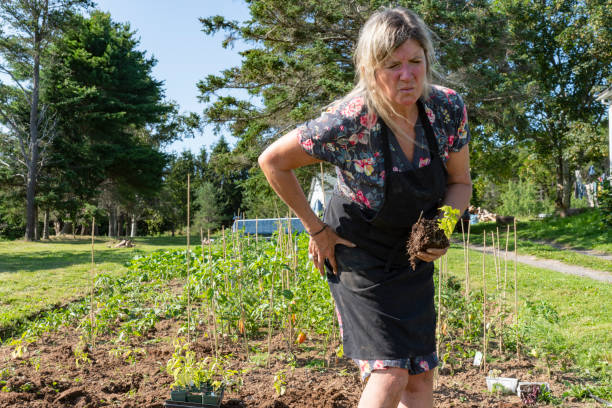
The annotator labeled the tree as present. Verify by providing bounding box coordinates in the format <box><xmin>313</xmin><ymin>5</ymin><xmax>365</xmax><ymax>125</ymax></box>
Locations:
<box><xmin>198</xmin><ymin>1</ymin><xmax>517</xmax><ymax>215</ymax></box>
<box><xmin>193</xmin><ymin>182</ymin><xmax>223</xmax><ymax>232</ymax></box>
<box><xmin>42</xmin><ymin>11</ymin><xmax>172</xmax><ymax>232</ymax></box>
<box><xmin>0</xmin><ymin>0</ymin><xmax>91</xmax><ymax>240</ymax></box>
<box><xmin>495</xmin><ymin>0</ymin><xmax>611</xmax><ymax>213</ymax></box>
<box><xmin>207</xmin><ymin>137</ymin><xmax>246</xmax><ymax>223</ymax></box>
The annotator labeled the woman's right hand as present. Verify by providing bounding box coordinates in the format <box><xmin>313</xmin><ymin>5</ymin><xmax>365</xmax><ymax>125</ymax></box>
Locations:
<box><xmin>308</xmin><ymin>225</ymin><xmax>356</xmax><ymax>276</ymax></box>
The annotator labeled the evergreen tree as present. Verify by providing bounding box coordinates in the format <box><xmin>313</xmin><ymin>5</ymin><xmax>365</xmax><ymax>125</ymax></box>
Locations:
<box><xmin>0</xmin><ymin>0</ymin><xmax>91</xmax><ymax>240</ymax></box>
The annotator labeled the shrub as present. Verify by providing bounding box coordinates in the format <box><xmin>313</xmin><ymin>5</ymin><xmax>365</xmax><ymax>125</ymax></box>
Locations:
<box><xmin>597</xmin><ymin>179</ymin><xmax>612</xmax><ymax>226</ymax></box>
<box><xmin>496</xmin><ymin>180</ymin><xmax>553</xmax><ymax>217</ymax></box>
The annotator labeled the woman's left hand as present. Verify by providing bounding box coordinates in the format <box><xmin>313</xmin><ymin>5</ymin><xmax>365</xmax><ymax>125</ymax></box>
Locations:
<box><xmin>416</xmin><ymin>246</ymin><xmax>448</xmax><ymax>263</ymax></box>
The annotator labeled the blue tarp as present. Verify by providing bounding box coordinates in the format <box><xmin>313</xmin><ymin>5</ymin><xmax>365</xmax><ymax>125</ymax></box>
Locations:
<box><xmin>232</xmin><ymin>218</ymin><xmax>307</xmax><ymax>236</ymax></box>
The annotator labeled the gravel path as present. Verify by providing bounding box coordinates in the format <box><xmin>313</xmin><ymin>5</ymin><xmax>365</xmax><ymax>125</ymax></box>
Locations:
<box><xmin>462</xmin><ymin>243</ymin><xmax>612</xmax><ymax>283</ymax></box>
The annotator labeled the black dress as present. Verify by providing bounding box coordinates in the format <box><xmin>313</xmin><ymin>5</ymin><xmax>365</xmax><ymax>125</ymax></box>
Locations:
<box><xmin>324</xmin><ymin>99</ymin><xmax>448</xmax><ymax>361</ymax></box>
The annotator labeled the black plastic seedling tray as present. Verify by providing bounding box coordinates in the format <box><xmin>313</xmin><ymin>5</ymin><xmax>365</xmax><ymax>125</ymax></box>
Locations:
<box><xmin>164</xmin><ymin>400</ymin><xmax>220</xmax><ymax>408</ymax></box>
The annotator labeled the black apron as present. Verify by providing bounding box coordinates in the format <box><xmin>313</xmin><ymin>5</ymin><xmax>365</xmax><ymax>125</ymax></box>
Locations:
<box><xmin>324</xmin><ymin>100</ymin><xmax>448</xmax><ymax>360</ymax></box>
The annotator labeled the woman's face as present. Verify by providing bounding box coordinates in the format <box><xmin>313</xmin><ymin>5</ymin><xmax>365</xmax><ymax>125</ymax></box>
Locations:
<box><xmin>375</xmin><ymin>39</ymin><xmax>427</xmax><ymax>114</ymax></box>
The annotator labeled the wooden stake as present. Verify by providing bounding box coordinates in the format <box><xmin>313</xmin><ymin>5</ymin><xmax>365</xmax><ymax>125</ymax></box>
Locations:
<box><xmin>436</xmin><ymin>256</ymin><xmax>443</xmax><ymax>361</ymax></box>
<box><xmin>90</xmin><ymin>216</ymin><xmax>96</xmax><ymax>348</ymax></box>
<box><xmin>186</xmin><ymin>173</ymin><xmax>191</xmax><ymax>344</ymax></box>
<box><xmin>267</xmin><ymin>270</ymin><xmax>275</xmax><ymax>368</ymax></box>
<box><xmin>514</xmin><ymin>219</ymin><xmax>519</xmax><ymax>360</ymax></box>
<box><xmin>482</xmin><ymin>231</ymin><xmax>487</xmax><ymax>372</ymax></box>
<box><xmin>237</xmin><ymin>239</ymin><xmax>249</xmax><ymax>359</ymax></box>
<box><xmin>466</xmin><ymin>221</ymin><xmax>471</xmax><ymax>297</ymax></box>
<box><xmin>320</xmin><ymin>162</ymin><xmax>326</xmax><ymax>212</ymax></box>
<box><xmin>504</xmin><ymin>225</ymin><xmax>510</xmax><ymax>299</ymax></box>
<box><xmin>492</xmin><ymin>232</ymin><xmax>499</xmax><ymax>291</ymax></box>
<box><xmin>208</xmin><ymin>229</ymin><xmax>219</xmax><ymax>359</ymax></box>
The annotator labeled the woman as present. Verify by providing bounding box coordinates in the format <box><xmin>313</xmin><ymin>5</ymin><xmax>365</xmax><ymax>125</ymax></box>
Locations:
<box><xmin>258</xmin><ymin>7</ymin><xmax>471</xmax><ymax>408</ymax></box>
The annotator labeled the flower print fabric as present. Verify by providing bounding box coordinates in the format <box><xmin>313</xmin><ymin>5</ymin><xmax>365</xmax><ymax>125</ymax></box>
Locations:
<box><xmin>355</xmin><ymin>352</ymin><xmax>439</xmax><ymax>382</ymax></box>
<box><xmin>297</xmin><ymin>85</ymin><xmax>470</xmax><ymax>211</ymax></box>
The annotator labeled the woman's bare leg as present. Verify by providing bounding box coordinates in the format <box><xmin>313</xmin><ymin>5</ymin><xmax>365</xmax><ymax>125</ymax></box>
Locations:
<box><xmin>397</xmin><ymin>370</ymin><xmax>434</xmax><ymax>408</ymax></box>
<box><xmin>358</xmin><ymin>367</ymin><xmax>410</xmax><ymax>408</ymax></box>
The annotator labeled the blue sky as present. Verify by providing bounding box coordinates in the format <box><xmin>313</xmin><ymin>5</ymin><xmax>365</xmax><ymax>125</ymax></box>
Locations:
<box><xmin>95</xmin><ymin>0</ymin><xmax>251</xmax><ymax>155</ymax></box>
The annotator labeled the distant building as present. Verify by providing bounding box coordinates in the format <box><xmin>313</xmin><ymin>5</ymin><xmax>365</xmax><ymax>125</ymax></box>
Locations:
<box><xmin>232</xmin><ymin>173</ymin><xmax>337</xmax><ymax>236</ymax></box>
<box><xmin>232</xmin><ymin>217</ymin><xmax>306</xmax><ymax>236</ymax></box>
<box><xmin>307</xmin><ymin>173</ymin><xmax>336</xmax><ymax>217</ymax></box>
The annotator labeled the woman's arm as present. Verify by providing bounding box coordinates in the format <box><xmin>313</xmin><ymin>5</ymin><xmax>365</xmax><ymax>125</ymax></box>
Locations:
<box><xmin>442</xmin><ymin>143</ymin><xmax>472</xmax><ymax>214</ymax></box>
<box><xmin>417</xmin><ymin>144</ymin><xmax>472</xmax><ymax>262</ymax></box>
<box><xmin>258</xmin><ymin>129</ymin><xmax>355</xmax><ymax>274</ymax></box>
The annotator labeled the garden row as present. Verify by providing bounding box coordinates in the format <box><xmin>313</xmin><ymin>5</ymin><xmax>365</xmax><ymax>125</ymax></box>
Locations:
<box><xmin>1</xmin><ymin>225</ymin><xmax>610</xmax><ymax>406</ymax></box>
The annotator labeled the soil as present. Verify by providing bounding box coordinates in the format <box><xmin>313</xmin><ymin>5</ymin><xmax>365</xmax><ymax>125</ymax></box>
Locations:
<box><xmin>0</xmin><ymin>317</ymin><xmax>599</xmax><ymax>408</ymax></box>
<box><xmin>407</xmin><ymin>218</ymin><xmax>449</xmax><ymax>269</ymax></box>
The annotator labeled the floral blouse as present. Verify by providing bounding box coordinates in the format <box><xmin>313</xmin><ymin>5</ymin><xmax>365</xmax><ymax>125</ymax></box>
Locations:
<box><xmin>297</xmin><ymin>85</ymin><xmax>470</xmax><ymax>211</ymax></box>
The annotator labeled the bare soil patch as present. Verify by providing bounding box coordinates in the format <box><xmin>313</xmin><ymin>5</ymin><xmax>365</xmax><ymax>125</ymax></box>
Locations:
<box><xmin>0</xmin><ymin>317</ymin><xmax>599</xmax><ymax>407</ymax></box>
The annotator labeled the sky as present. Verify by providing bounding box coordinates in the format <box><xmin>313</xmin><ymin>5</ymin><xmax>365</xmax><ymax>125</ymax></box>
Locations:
<box><xmin>94</xmin><ymin>0</ymin><xmax>252</xmax><ymax>155</ymax></box>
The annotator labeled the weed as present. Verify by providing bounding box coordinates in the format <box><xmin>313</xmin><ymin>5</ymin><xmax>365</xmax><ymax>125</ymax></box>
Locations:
<box><xmin>19</xmin><ymin>382</ymin><xmax>34</xmax><ymax>392</ymax></box>
<box><xmin>248</xmin><ymin>352</ymin><xmax>268</xmax><ymax>367</ymax></box>
<box><xmin>273</xmin><ymin>369</ymin><xmax>287</xmax><ymax>396</ymax></box>
<box><xmin>73</xmin><ymin>336</ymin><xmax>91</xmax><ymax>368</ymax></box>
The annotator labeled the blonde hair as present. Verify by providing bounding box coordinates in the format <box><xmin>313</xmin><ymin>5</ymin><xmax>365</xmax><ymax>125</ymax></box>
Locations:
<box><xmin>342</xmin><ymin>7</ymin><xmax>439</xmax><ymax>126</ymax></box>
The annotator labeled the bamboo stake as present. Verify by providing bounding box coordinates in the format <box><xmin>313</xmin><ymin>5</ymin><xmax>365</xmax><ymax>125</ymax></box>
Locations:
<box><xmin>466</xmin><ymin>221</ymin><xmax>471</xmax><ymax>296</ymax></box>
<box><xmin>200</xmin><ymin>227</ymin><xmax>212</xmax><ymax>341</ymax></box>
<box><xmin>255</xmin><ymin>216</ymin><xmax>259</xmax><ymax>245</ymax></box>
<box><xmin>266</xmin><ymin>270</ymin><xmax>275</xmax><ymax>368</ymax></box>
<box><xmin>492</xmin><ymin>232</ymin><xmax>499</xmax><ymax>291</ymax></box>
<box><xmin>482</xmin><ymin>231</ymin><xmax>487</xmax><ymax>372</ymax></box>
<box><xmin>186</xmin><ymin>174</ymin><xmax>191</xmax><ymax>344</ymax></box>
<box><xmin>466</xmin><ymin>221</ymin><xmax>471</xmax><ymax>335</ymax></box>
<box><xmin>237</xmin><ymin>239</ymin><xmax>250</xmax><ymax>359</ymax></box>
<box><xmin>514</xmin><ymin>219</ymin><xmax>520</xmax><ymax>360</ymax></box>
<box><xmin>497</xmin><ymin>227</ymin><xmax>504</xmax><ymax>356</ymax></box>
<box><xmin>208</xmin><ymin>229</ymin><xmax>219</xmax><ymax>359</ymax></box>
<box><xmin>436</xmin><ymin>256</ymin><xmax>444</xmax><ymax>359</ymax></box>
<box><xmin>461</xmin><ymin>220</ymin><xmax>467</xmax><ymax>294</ymax></box>
<box><xmin>504</xmin><ymin>225</ymin><xmax>510</xmax><ymax>299</ymax></box>
<box><xmin>491</xmin><ymin>231</ymin><xmax>501</xmax><ymax>355</ymax></box>
<box><xmin>285</xmin><ymin>213</ymin><xmax>293</xmax><ymax>355</ymax></box>
<box><xmin>320</xmin><ymin>162</ymin><xmax>326</xmax><ymax>212</ymax></box>
<box><xmin>90</xmin><ymin>216</ymin><xmax>96</xmax><ymax>348</ymax></box>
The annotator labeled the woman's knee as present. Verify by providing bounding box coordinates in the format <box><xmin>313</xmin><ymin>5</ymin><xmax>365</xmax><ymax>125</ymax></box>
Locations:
<box><xmin>405</xmin><ymin>369</ymin><xmax>434</xmax><ymax>394</ymax></box>
<box><xmin>370</xmin><ymin>367</ymin><xmax>410</xmax><ymax>389</ymax></box>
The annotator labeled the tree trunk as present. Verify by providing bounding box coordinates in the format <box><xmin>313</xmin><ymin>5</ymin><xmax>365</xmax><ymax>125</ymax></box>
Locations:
<box><xmin>42</xmin><ymin>209</ymin><xmax>49</xmax><ymax>239</ymax></box>
<box><xmin>34</xmin><ymin>206</ymin><xmax>39</xmax><ymax>241</ymax></box>
<box><xmin>130</xmin><ymin>213</ymin><xmax>137</xmax><ymax>238</ymax></box>
<box><xmin>108</xmin><ymin>207</ymin><xmax>116</xmax><ymax>237</ymax></box>
<box><xmin>61</xmin><ymin>222</ymin><xmax>73</xmax><ymax>235</ymax></box>
<box><xmin>555</xmin><ymin>152</ymin><xmax>569</xmax><ymax>216</ymax></box>
<box><xmin>24</xmin><ymin>35</ymin><xmax>41</xmax><ymax>242</ymax></box>
<box><xmin>53</xmin><ymin>218</ymin><xmax>61</xmax><ymax>237</ymax></box>
<box><xmin>117</xmin><ymin>213</ymin><xmax>123</xmax><ymax>238</ymax></box>
<box><xmin>563</xmin><ymin>164</ymin><xmax>573</xmax><ymax>211</ymax></box>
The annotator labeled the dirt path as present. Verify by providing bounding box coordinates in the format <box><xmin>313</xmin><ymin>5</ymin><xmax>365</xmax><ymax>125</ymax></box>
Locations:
<box><xmin>530</xmin><ymin>240</ymin><xmax>612</xmax><ymax>261</ymax></box>
<box><xmin>461</xmin><ymin>243</ymin><xmax>612</xmax><ymax>283</ymax></box>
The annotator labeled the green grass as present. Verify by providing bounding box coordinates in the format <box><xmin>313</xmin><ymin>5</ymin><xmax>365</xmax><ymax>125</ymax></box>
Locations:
<box><xmin>444</xmin><ymin>244</ymin><xmax>611</xmax><ymax>375</ymax></box>
<box><xmin>458</xmin><ymin>208</ymin><xmax>612</xmax><ymax>272</ymax></box>
<box><xmin>0</xmin><ymin>235</ymin><xmax>197</xmax><ymax>337</ymax></box>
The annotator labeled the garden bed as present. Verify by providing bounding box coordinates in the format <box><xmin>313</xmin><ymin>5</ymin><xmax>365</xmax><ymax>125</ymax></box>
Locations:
<box><xmin>0</xmin><ymin>316</ymin><xmax>600</xmax><ymax>407</ymax></box>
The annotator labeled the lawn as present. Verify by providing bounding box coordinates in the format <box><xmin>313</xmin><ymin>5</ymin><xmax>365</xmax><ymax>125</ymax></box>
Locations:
<box><xmin>0</xmin><ymin>229</ymin><xmax>610</xmax><ymax>406</ymax></box>
<box><xmin>460</xmin><ymin>208</ymin><xmax>612</xmax><ymax>272</ymax></box>
<box><xmin>444</xmin><ymin>244</ymin><xmax>612</xmax><ymax>372</ymax></box>
<box><xmin>0</xmin><ymin>235</ymin><xmax>196</xmax><ymax>338</ymax></box>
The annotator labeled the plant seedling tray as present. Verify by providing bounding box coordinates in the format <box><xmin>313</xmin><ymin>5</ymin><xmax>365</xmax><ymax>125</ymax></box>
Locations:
<box><xmin>164</xmin><ymin>401</ymin><xmax>220</xmax><ymax>408</ymax></box>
